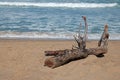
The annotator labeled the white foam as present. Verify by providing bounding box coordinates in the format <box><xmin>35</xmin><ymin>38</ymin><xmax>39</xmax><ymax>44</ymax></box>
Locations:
<box><xmin>0</xmin><ymin>2</ymin><xmax>118</xmax><ymax>8</ymax></box>
<box><xmin>0</xmin><ymin>32</ymin><xmax>73</xmax><ymax>39</ymax></box>
<box><xmin>0</xmin><ymin>32</ymin><xmax>120</xmax><ymax>40</ymax></box>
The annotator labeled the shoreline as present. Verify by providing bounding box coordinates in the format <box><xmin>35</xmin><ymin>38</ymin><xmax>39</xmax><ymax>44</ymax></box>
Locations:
<box><xmin>0</xmin><ymin>38</ymin><xmax>120</xmax><ymax>41</ymax></box>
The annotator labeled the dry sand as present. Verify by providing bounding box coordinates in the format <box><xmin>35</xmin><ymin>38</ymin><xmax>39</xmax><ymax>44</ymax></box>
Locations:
<box><xmin>0</xmin><ymin>39</ymin><xmax>120</xmax><ymax>80</ymax></box>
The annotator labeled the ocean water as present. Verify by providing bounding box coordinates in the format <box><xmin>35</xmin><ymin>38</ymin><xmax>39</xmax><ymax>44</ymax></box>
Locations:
<box><xmin>0</xmin><ymin>0</ymin><xmax>120</xmax><ymax>40</ymax></box>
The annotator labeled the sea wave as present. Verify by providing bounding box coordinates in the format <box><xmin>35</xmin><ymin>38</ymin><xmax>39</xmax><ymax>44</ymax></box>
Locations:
<box><xmin>0</xmin><ymin>32</ymin><xmax>73</xmax><ymax>39</ymax></box>
<box><xmin>0</xmin><ymin>2</ymin><xmax>118</xmax><ymax>8</ymax></box>
<box><xmin>0</xmin><ymin>31</ymin><xmax>120</xmax><ymax>40</ymax></box>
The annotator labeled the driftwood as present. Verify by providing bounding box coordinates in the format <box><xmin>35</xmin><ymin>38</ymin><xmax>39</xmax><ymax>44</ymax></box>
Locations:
<box><xmin>44</xmin><ymin>16</ymin><xmax>109</xmax><ymax>68</ymax></box>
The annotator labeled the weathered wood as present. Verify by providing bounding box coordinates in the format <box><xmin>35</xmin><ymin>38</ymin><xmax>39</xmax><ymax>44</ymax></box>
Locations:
<box><xmin>44</xmin><ymin>49</ymin><xmax>88</xmax><ymax>68</ymax></box>
<box><xmin>44</xmin><ymin>17</ymin><xmax>109</xmax><ymax>68</ymax></box>
<box><xmin>45</xmin><ymin>50</ymin><xmax>66</xmax><ymax>56</ymax></box>
<box><xmin>87</xmin><ymin>24</ymin><xmax>109</xmax><ymax>56</ymax></box>
<box><xmin>82</xmin><ymin>16</ymin><xmax>88</xmax><ymax>43</ymax></box>
<box><xmin>73</xmin><ymin>16</ymin><xmax>88</xmax><ymax>51</ymax></box>
<box><xmin>98</xmin><ymin>24</ymin><xmax>109</xmax><ymax>47</ymax></box>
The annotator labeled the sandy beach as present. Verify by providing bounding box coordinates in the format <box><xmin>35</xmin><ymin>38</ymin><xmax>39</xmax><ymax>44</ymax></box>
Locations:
<box><xmin>0</xmin><ymin>39</ymin><xmax>120</xmax><ymax>80</ymax></box>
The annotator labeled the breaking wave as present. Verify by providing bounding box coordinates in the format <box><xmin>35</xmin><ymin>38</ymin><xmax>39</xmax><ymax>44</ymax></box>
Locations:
<box><xmin>0</xmin><ymin>2</ymin><xmax>118</xmax><ymax>8</ymax></box>
<box><xmin>0</xmin><ymin>31</ymin><xmax>120</xmax><ymax>40</ymax></box>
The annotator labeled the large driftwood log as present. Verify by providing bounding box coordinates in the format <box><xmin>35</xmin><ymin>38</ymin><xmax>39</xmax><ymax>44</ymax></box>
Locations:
<box><xmin>44</xmin><ymin>16</ymin><xmax>109</xmax><ymax>68</ymax></box>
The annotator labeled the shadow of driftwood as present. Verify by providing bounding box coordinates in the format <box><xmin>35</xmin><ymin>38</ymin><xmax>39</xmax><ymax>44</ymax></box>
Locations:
<box><xmin>61</xmin><ymin>54</ymin><xmax>105</xmax><ymax>68</ymax></box>
<box><xmin>96</xmin><ymin>54</ymin><xmax>105</xmax><ymax>58</ymax></box>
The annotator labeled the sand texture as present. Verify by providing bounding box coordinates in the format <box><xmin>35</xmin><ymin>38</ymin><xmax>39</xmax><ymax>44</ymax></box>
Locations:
<box><xmin>0</xmin><ymin>39</ymin><xmax>120</xmax><ymax>80</ymax></box>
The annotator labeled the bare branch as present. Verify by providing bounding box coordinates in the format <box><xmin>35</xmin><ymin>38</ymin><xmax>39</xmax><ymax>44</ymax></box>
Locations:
<box><xmin>82</xmin><ymin>16</ymin><xmax>88</xmax><ymax>42</ymax></box>
<box><xmin>98</xmin><ymin>24</ymin><xmax>109</xmax><ymax>47</ymax></box>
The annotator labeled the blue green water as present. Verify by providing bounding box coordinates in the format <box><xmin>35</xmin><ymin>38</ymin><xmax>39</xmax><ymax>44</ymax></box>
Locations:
<box><xmin>0</xmin><ymin>0</ymin><xmax>120</xmax><ymax>40</ymax></box>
